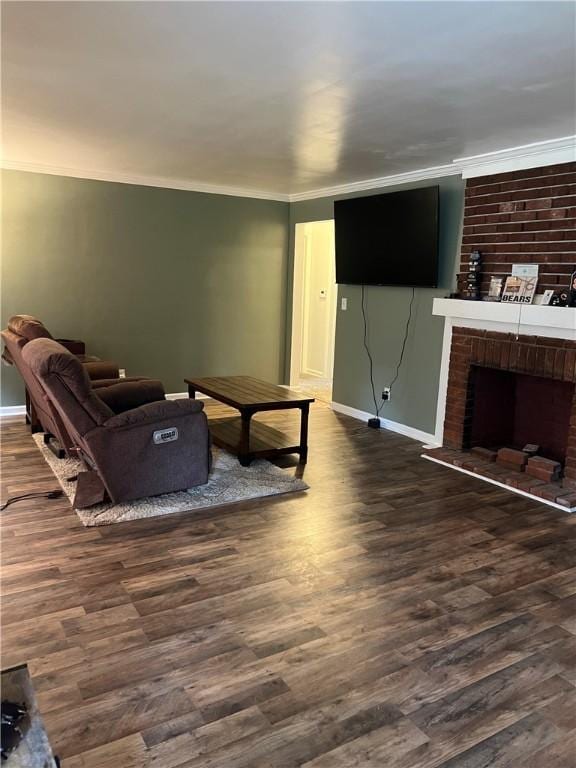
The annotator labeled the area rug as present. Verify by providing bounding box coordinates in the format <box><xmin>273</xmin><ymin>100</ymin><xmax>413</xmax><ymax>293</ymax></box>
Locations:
<box><xmin>32</xmin><ymin>435</ymin><xmax>308</xmax><ymax>527</ymax></box>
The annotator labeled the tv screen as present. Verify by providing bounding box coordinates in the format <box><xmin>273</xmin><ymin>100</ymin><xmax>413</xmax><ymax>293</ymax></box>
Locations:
<box><xmin>334</xmin><ymin>186</ymin><xmax>439</xmax><ymax>287</ymax></box>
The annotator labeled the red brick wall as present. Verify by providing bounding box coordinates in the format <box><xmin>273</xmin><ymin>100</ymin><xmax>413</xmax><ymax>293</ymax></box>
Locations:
<box><xmin>461</xmin><ymin>161</ymin><xmax>576</xmax><ymax>296</ymax></box>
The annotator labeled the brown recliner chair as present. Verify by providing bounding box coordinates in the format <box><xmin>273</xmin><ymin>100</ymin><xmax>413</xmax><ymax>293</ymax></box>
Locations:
<box><xmin>23</xmin><ymin>338</ymin><xmax>211</xmax><ymax>506</ymax></box>
<box><xmin>2</xmin><ymin>315</ymin><xmax>165</xmax><ymax>457</ymax></box>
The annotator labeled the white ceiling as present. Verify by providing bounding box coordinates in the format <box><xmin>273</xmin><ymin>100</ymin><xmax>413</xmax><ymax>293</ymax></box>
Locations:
<box><xmin>2</xmin><ymin>1</ymin><xmax>575</xmax><ymax>199</ymax></box>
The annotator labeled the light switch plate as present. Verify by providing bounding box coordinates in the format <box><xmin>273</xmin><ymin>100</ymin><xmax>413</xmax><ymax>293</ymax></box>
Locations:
<box><xmin>341</xmin><ymin>297</ymin><xmax>348</xmax><ymax>310</ymax></box>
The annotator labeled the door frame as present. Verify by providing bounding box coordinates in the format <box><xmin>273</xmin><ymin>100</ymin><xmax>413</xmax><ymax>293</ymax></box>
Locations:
<box><xmin>289</xmin><ymin>220</ymin><xmax>337</xmax><ymax>387</ymax></box>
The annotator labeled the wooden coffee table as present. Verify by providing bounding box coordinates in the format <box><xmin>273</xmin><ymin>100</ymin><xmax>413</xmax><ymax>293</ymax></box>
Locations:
<box><xmin>185</xmin><ymin>375</ymin><xmax>314</xmax><ymax>466</ymax></box>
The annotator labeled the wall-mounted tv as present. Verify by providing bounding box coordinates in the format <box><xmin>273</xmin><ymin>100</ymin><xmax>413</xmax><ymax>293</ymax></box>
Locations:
<box><xmin>334</xmin><ymin>186</ymin><xmax>439</xmax><ymax>287</ymax></box>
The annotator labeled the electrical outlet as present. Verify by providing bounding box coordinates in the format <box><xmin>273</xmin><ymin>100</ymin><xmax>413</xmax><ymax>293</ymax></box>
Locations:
<box><xmin>119</xmin><ymin>368</ymin><xmax>126</xmax><ymax>378</ymax></box>
<box><xmin>382</xmin><ymin>388</ymin><xmax>391</xmax><ymax>401</ymax></box>
<box><xmin>341</xmin><ymin>297</ymin><xmax>348</xmax><ymax>311</ymax></box>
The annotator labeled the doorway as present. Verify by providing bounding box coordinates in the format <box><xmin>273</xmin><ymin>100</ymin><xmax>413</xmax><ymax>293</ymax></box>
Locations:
<box><xmin>290</xmin><ymin>220</ymin><xmax>337</xmax><ymax>403</ymax></box>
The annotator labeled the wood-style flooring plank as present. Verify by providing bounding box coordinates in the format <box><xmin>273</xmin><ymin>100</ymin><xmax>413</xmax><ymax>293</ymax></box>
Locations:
<box><xmin>1</xmin><ymin>403</ymin><xmax>575</xmax><ymax>766</ymax></box>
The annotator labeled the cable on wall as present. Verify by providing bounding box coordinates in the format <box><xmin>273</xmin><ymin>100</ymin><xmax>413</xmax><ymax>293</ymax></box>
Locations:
<box><xmin>361</xmin><ymin>283</ymin><xmax>380</xmax><ymax>418</ymax></box>
<box><xmin>361</xmin><ymin>284</ymin><xmax>416</xmax><ymax>422</ymax></box>
<box><xmin>516</xmin><ymin>302</ymin><xmax>523</xmax><ymax>340</ymax></box>
<box><xmin>388</xmin><ymin>286</ymin><xmax>416</xmax><ymax>397</ymax></box>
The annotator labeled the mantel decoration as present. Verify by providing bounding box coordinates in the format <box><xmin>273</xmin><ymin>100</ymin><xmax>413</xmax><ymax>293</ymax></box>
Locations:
<box><xmin>569</xmin><ymin>269</ymin><xmax>576</xmax><ymax>307</ymax></box>
<box><xmin>486</xmin><ymin>276</ymin><xmax>503</xmax><ymax>302</ymax></box>
<box><xmin>460</xmin><ymin>249</ymin><xmax>482</xmax><ymax>300</ymax></box>
<box><xmin>501</xmin><ymin>264</ymin><xmax>538</xmax><ymax>305</ymax></box>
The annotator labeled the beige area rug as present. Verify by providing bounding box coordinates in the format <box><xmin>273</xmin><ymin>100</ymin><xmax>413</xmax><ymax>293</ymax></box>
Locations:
<box><xmin>33</xmin><ymin>435</ymin><xmax>308</xmax><ymax>527</ymax></box>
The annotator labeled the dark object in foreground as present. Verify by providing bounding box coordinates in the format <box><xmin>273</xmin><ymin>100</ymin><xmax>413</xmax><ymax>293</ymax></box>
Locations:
<box><xmin>1</xmin><ymin>699</ymin><xmax>28</xmax><ymax>760</ymax></box>
<box><xmin>1</xmin><ymin>665</ymin><xmax>58</xmax><ymax>766</ymax></box>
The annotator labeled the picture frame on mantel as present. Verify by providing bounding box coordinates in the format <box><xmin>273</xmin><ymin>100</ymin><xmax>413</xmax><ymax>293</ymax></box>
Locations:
<box><xmin>486</xmin><ymin>276</ymin><xmax>503</xmax><ymax>302</ymax></box>
<box><xmin>500</xmin><ymin>264</ymin><xmax>538</xmax><ymax>305</ymax></box>
<box><xmin>569</xmin><ymin>269</ymin><xmax>576</xmax><ymax>307</ymax></box>
<box><xmin>501</xmin><ymin>275</ymin><xmax>537</xmax><ymax>305</ymax></box>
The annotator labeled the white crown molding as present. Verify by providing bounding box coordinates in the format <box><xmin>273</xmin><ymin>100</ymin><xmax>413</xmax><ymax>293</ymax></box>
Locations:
<box><xmin>288</xmin><ymin>162</ymin><xmax>460</xmax><ymax>202</ymax></box>
<box><xmin>2</xmin><ymin>156</ymin><xmax>460</xmax><ymax>204</ymax></box>
<box><xmin>0</xmin><ymin>160</ymin><xmax>291</xmax><ymax>203</ymax></box>
<box><xmin>3</xmin><ymin>135</ymin><xmax>575</xmax><ymax>204</ymax></box>
<box><xmin>454</xmin><ymin>135</ymin><xmax>576</xmax><ymax>179</ymax></box>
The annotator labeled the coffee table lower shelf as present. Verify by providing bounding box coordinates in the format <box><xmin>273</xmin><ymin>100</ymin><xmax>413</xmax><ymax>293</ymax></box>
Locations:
<box><xmin>208</xmin><ymin>416</ymin><xmax>302</xmax><ymax>464</ymax></box>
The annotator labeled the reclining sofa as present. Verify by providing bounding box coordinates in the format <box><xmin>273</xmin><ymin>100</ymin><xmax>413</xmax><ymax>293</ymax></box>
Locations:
<box><xmin>23</xmin><ymin>339</ymin><xmax>211</xmax><ymax>506</ymax></box>
<box><xmin>2</xmin><ymin>314</ymin><xmax>164</xmax><ymax>457</ymax></box>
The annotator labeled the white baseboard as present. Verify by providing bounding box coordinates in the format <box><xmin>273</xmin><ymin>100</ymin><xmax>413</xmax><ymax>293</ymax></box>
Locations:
<box><xmin>2</xmin><ymin>395</ymin><xmax>437</xmax><ymax>449</ymax></box>
<box><xmin>1</xmin><ymin>393</ymin><xmax>203</xmax><ymax>417</ymax></box>
<box><xmin>331</xmin><ymin>401</ymin><xmax>437</xmax><ymax>445</ymax></box>
<box><xmin>166</xmin><ymin>391</ymin><xmax>208</xmax><ymax>400</ymax></box>
<box><xmin>0</xmin><ymin>405</ymin><xmax>26</xmax><ymax>417</ymax></box>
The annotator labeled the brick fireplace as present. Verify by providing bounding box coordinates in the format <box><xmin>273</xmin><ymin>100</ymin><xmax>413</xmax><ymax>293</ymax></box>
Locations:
<box><xmin>426</xmin><ymin>323</ymin><xmax>576</xmax><ymax>510</ymax></box>
<box><xmin>447</xmin><ymin>326</ymin><xmax>575</xmax><ymax>465</ymax></box>
<box><xmin>426</xmin><ymin>158</ymin><xmax>576</xmax><ymax>511</ymax></box>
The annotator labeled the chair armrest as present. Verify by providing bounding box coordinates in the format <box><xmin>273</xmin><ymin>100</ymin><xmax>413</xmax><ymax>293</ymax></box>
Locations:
<box><xmin>56</xmin><ymin>338</ymin><xmax>86</xmax><ymax>355</ymax></box>
<box><xmin>83</xmin><ymin>361</ymin><xmax>121</xmax><ymax>380</ymax></box>
<box><xmin>104</xmin><ymin>398</ymin><xmax>203</xmax><ymax>429</ymax></box>
<box><xmin>96</xmin><ymin>380</ymin><xmax>166</xmax><ymax>414</ymax></box>
<box><xmin>84</xmin><ymin>399</ymin><xmax>210</xmax><ymax>501</ymax></box>
<box><xmin>92</xmin><ymin>376</ymin><xmax>148</xmax><ymax>388</ymax></box>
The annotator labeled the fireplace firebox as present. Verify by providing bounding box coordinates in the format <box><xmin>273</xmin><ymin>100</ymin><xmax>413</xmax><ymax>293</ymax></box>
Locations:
<box><xmin>425</xmin><ymin>325</ymin><xmax>576</xmax><ymax>510</ymax></box>
<box><xmin>469</xmin><ymin>367</ymin><xmax>573</xmax><ymax>464</ymax></box>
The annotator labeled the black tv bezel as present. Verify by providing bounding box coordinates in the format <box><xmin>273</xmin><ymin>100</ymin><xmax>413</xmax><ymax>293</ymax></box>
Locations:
<box><xmin>334</xmin><ymin>185</ymin><xmax>440</xmax><ymax>288</ymax></box>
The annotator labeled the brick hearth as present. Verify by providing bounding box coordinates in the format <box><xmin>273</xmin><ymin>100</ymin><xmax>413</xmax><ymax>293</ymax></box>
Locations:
<box><xmin>425</xmin><ymin>446</ymin><xmax>576</xmax><ymax>510</ymax></box>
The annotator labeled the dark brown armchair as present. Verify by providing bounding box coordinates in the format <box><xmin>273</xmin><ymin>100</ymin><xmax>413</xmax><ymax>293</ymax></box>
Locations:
<box><xmin>23</xmin><ymin>338</ymin><xmax>210</xmax><ymax>506</ymax></box>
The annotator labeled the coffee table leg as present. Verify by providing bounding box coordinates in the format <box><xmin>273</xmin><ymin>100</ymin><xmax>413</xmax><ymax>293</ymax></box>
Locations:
<box><xmin>239</xmin><ymin>411</ymin><xmax>252</xmax><ymax>466</ymax></box>
<box><xmin>187</xmin><ymin>384</ymin><xmax>196</xmax><ymax>399</ymax></box>
<box><xmin>299</xmin><ymin>403</ymin><xmax>310</xmax><ymax>463</ymax></box>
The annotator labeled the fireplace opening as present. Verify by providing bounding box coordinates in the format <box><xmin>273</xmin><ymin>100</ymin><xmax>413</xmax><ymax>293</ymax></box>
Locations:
<box><xmin>469</xmin><ymin>366</ymin><xmax>574</xmax><ymax>464</ymax></box>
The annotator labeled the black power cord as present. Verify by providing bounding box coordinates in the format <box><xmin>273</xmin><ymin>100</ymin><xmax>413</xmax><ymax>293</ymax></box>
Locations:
<box><xmin>388</xmin><ymin>286</ymin><xmax>416</xmax><ymax>396</ymax></box>
<box><xmin>0</xmin><ymin>489</ymin><xmax>63</xmax><ymax>511</ymax></box>
<box><xmin>361</xmin><ymin>284</ymin><xmax>416</xmax><ymax>423</ymax></box>
<box><xmin>361</xmin><ymin>283</ymin><xmax>380</xmax><ymax>419</ymax></box>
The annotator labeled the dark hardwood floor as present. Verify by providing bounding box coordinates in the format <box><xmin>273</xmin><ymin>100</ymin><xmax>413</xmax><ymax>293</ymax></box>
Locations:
<box><xmin>2</xmin><ymin>402</ymin><xmax>576</xmax><ymax>767</ymax></box>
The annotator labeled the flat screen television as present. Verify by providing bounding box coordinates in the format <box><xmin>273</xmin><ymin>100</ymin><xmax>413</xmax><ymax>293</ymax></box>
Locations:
<box><xmin>334</xmin><ymin>186</ymin><xmax>439</xmax><ymax>287</ymax></box>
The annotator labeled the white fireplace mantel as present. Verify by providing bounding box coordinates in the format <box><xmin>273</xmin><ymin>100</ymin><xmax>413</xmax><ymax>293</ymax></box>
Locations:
<box><xmin>433</xmin><ymin>298</ymin><xmax>576</xmax><ymax>340</ymax></box>
<box><xmin>431</xmin><ymin>298</ymin><xmax>576</xmax><ymax>446</ymax></box>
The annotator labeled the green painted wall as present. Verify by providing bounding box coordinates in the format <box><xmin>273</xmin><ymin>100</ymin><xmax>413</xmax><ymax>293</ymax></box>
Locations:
<box><xmin>1</xmin><ymin>170</ymin><xmax>290</xmax><ymax>406</ymax></box>
<box><xmin>289</xmin><ymin>176</ymin><xmax>464</xmax><ymax>436</ymax></box>
<box><xmin>2</xmin><ymin>169</ymin><xmax>464</xmax><ymax>435</ymax></box>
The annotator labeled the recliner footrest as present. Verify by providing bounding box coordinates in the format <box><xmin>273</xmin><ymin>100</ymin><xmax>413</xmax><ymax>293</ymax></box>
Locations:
<box><xmin>73</xmin><ymin>470</ymin><xmax>107</xmax><ymax>509</ymax></box>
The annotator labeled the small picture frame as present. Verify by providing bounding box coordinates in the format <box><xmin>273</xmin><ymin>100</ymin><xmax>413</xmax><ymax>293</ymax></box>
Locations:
<box><xmin>569</xmin><ymin>269</ymin><xmax>576</xmax><ymax>307</ymax></box>
<box><xmin>541</xmin><ymin>289</ymin><xmax>554</xmax><ymax>306</ymax></box>
<box><xmin>501</xmin><ymin>275</ymin><xmax>537</xmax><ymax>304</ymax></box>
<box><xmin>486</xmin><ymin>276</ymin><xmax>503</xmax><ymax>301</ymax></box>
